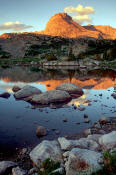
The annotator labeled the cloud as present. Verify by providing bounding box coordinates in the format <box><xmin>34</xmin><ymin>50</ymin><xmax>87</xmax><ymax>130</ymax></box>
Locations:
<box><xmin>64</xmin><ymin>4</ymin><xmax>94</xmax><ymax>15</ymax></box>
<box><xmin>64</xmin><ymin>4</ymin><xmax>95</xmax><ymax>24</ymax></box>
<box><xmin>72</xmin><ymin>15</ymin><xmax>92</xmax><ymax>24</ymax></box>
<box><xmin>0</xmin><ymin>21</ymin><xmax>33</xmax><ymax>31</ymax></box>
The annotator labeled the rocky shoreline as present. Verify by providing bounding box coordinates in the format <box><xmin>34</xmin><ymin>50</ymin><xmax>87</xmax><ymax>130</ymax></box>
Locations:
<box><xmin>0</xmin><ymin>117</ymin><xmax>116</xmax><ymax>175</ymax></box>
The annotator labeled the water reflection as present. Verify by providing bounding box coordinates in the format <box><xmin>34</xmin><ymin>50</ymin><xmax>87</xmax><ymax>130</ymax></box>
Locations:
<box><xmin>0</xmin><ymin>66</ymin><xmax>116</xmax><ymax>150</ymax></box>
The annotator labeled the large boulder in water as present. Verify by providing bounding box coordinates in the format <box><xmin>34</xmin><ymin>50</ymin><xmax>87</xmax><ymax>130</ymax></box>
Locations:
<box><xmin>31</xmin><ymin>90</ymin><xmax>71</xmax><ymax>104</ymax></box>
<box><xmin>14</xmin><ymin>85</ymin><xmax>42</xmax><ymax>99</ymax></box>
<box><xmin>56</xmin><ymin>83</ymin><xmax>83</xmax><ymax>97</ymax></box>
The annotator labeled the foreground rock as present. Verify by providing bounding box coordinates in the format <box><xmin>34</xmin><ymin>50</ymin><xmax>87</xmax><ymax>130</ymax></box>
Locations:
<box><xmin>58</xmin><ymin>137</ymin><xmax>99</xmax><ymax>151</ymax></box>
<box><xmin>0</xmin><ymin>161</ymin><xmax>17</xmax><ymax>174</ymax></box>
<box><xmin>14</xmin><ymin>85</ymin><xmax>42</xmax><ymax>99</ymax></box>
<box><xmin>36</xmin><ymin>126</ymin><xmax>47</xmax><ymax>137</ymax></box>
<box><xmin>12</xmin><ymin>166</ymin><xmax>26</xmax><ymax>175</ymax></box>
<box><xmin>65</xmin><ymin>148</ymin><xmax>103</xmax><ymax>175</ymax></box>
<box><xmin>56</xmin><ymin>83</ymin><xmax>83</xmax><ymax>97</ymax></box>
<box><xmin>31</xmin><ymin>90</ymin><xmax>71</xmax><ymax>104</ymax></box>
<box><xmin>29</xmin><ymin>140</ymin><xmax>62</xmax><ymax>167</ymax></box>
<box><xmin>0</xmin><ymin>92</ymin><xmax>10</xmax><ymax>99</ymax></box>
<box><xmin>99</xmin><ymin>131</ymin><xmax>116</xmax><ymax>149</ymax></box>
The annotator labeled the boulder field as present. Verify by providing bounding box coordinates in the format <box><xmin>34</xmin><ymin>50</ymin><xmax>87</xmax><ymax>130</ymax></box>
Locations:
<box><xmin>13</xmin><ymin>83</ymin><xmax>84</xmax><ymax>106</ymax></box>
<box><xmin>1</xmin><ymin>130</ymin><xmax>116</xmax><ymax>174</ymax></box>
<box><xmin>29</xmin><ymin>130</ymin><xmax>116</xmax><ymax>175</ymax></box>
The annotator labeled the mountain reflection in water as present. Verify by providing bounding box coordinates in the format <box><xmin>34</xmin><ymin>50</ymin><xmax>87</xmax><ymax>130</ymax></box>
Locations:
<box><xmin>0</xmin><ymin>66</ymin><xmax>116</xmax><ymax>150</ymax></box>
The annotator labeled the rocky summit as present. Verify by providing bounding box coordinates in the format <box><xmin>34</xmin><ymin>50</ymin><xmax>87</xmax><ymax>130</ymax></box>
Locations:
<box><xmin>39</xmin><ymin>13</ymin><xmax>116</xmax><ymax>39</ymax></box>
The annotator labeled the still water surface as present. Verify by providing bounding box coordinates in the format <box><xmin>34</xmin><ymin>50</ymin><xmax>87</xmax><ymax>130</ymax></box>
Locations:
<box><xmin>0</xmin><ymin>66</ymin><xmax>116</xmax><ymax>151</ymax></box>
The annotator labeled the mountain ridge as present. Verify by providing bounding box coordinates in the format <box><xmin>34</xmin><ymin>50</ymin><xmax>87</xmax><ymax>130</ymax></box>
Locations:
<box><xmin>0</xmin><ymin>13</ymin><xmax>116</xmax><ymax>40</ymax></box>
<box><xmin>38</xmin><ymin>12</ymin><xmax>116</xmax><ymax>39</ymax></box>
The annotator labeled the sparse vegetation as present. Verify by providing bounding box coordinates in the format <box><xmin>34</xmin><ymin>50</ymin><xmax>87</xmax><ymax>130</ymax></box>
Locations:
<box><xmin>38</xmin><ymin>158</ymin><xmax>65</xmax><ymax>175</ymax></box>
<box><xmin>91</xmin><ymin>150</ymin><xmax>116</xmax><ymax>175</ymax></box>
<box><xmin>45</xmin><ymin>53</ymin><xmax>58</xmax><ymax>61</ymax></box>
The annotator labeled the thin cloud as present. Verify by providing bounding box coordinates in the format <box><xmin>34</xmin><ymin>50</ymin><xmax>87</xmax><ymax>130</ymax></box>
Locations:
<box><xmin>0</xmin><ymin>21</ymin><xmax>33</xmax><ymax>31</ymax></box>
<box><xmin>64</xmin><ymin>4</ymin><xmax>95</xmax><ymax>24</ymax></box>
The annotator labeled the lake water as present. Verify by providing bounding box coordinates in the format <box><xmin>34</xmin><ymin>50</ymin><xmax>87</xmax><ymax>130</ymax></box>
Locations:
<box><xmin>0</xmin><ymin>66</ymin><xmax>116</xmax><ymax>154</ymax></box>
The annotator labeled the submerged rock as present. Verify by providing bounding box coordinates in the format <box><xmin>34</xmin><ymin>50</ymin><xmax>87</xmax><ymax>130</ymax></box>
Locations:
<box><xmin>31</xmin><ymin>90</ymin><xmax>71</xmax><ymax>104</ymax></box>
<box><xmin>65</xmin><ymin>148</ymin><xmax>103</xmax><ymax>175</ymax></box>
<box><xmin>0</xmin><ymin>92</ymin><xmax>10</xmax><ymax>99</ymax></box>
<box><xmin>14</xmin><ymin>85</ymin><xmax>42</xmax><ymax>99</ymax></box>
<box><xmin>56</xmin><ymin>83</ymin><xmax>83</xmax><ymax>96</ymax></box>
<box><xmin>29</xmin><ymin>140</ymin><xmax>62</xmax><ymax>167</ymax></box>
<box><xmin>111</xmin><ymin>93</ymin><xmax>116</xmax><ymax>99</ymax></box>
<box><xmin>0</xmin><ymin>161</ymin><xmax>17</xmax><ymax>175</ymax></box>
<box><xmin>36</xmin><ymin>126</ymin><xmax>47</xmax><ymax>137</ymax></box>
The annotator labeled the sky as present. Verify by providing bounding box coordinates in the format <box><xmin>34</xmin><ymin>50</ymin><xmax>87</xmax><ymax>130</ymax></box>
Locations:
<box><xmin>0</xmin><ymin>0</ymin><xmax>116</xmax><ymax>34</ymax></box>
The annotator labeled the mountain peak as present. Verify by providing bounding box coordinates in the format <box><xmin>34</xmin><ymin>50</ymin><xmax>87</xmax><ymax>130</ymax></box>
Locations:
<box><xmin>39</xmin><ymin>12</ymin><xmax>88</xmax><ymax>38</ymax></box>
<box><xmin>50</xmin><ymin>12</ymin><xmax>72</xmax><ymax>21</ymax></box>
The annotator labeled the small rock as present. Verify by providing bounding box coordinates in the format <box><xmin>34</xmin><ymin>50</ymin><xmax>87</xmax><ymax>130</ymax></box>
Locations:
<box><xmin>12</xmin><ymin>86</ymin><xmax>21</xmax><ymax>92</ymax></box>
<box><xmin>84</xmin><ymin>129</ymin><xmax>91</xmax><ymax>136</ymax></box>
<box><xmin>36</xmin><ymin>126</ymin><xmax>47</xmax><ymax>137</ymax></box>
<box><xmin>75</xmin><ymin>122</ymin><xmax>80</xmax><ymax>125</ymax></box>
<box><xmin>78</xmin><ymin>107</ymin><xmax>85</xmax><ymax>111</ymax></box>
<box><xmin>74</xmin><ymin>106</ymin><xmax>77</xmax><ymax>110</ymax></box>
<box><xmin>63</xmin><ymin>119</ymin><xmax>67</xmax><ymax>122</ymax></box>
<box><xmin>111</xmin><ymin>93</ymin><xmax>116</xmax><ymax>99</ymax></box>
<box><xmin>12</xmin><ymin>166</ymin><xmax>26</xmax><ymax>175</ymax></box>
<box><xmin>84</xmin><ymin>119</ymin><xmax>90</xmax><ymax>123</ymax></box>
<box><xmin>99</xmin><ymin>94</ymin><xmax>102</xmax><ymax>96</ymax></box>
<box><xmin>31</xmin><ymin>106</ymin><xmax>36</xmax><ymax>109</ymax></box>
<box><xmin>99</xmin><ymin>117</ymin><xmax>109</xmax><ymax>124</ymax></box>
<box><xmin>0</xmin><ymin>92</ymin><xmax>10</xmax><ymax>99</ymax></box>
<box><xmin>0</xmin><ymin>161</ymin><xmax>17</xmax><ymax>175</ymax></box>
<box><xmin>84</xmin><ymin>114</ymin><xmax>88</xmax><ymax>118</ymax></box>
<box><xmin>94</xmin><ymin>123</ymin><xmax>101</xmax><ymax>129</ymax></box>
<box><xmin>20</xmin><ymin>148</ymin><xmax>28</xmax><ymax>155</ymax></box>
<box><xmin>55</xmin><ymin>130</ymin><xmax>60</xmax><ymax>135</ymax></box>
